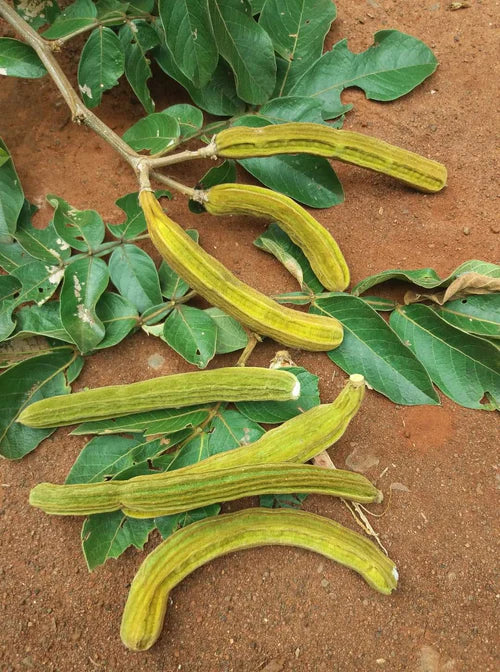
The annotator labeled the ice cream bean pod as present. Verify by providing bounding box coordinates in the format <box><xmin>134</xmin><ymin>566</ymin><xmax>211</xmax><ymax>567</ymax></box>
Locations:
<box><xmin>140</xmin><ymin>190</ymin><xmax>343</xmax><ymax>351</ymax></box>
<box><xmin>29</xmin><ymin>463</ymin><xmax>382</xmax><ymax>517</ymax></box>
<box><xmin>215</xmin><ymin>123</ymin><xmax>447</xmax><ymax>193</ymax></box>
<box><xmin>17</xmin><ymin>367</ymin><xmax>300</xmax><ymax>429</ymax></box>
<box><xmin>120</xmin><ymin>508</ymin><xmax>398</xmax><ymax>650</ymax></box>
<box><xmin>202</xmin><ymin>183</ymin><xmax>349</xmax><ymax>291</ymax></box>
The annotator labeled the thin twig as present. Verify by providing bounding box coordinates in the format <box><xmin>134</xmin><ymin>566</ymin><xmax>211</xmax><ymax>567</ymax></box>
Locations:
<box><xmin>236</xmin><ymin>332</ymin><xmax>262</xmax><ymax>367</ymax></box>
<box><xmin>151</xmin><ymin>172</ymin><xmax>196</xmax><ymax>198</ymax></box>
<box><xmin>148</xmin><ymin>141</ymin><xmax>218</xmax><ymax>169</ymax></box>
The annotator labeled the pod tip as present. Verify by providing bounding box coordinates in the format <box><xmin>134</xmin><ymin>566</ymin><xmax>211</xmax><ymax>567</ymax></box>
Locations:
<box><xmin>349</xmin><ymin>373</ymin><xmax>365</xmax><ymax>387</ymax></box>
<box><xmin>392</xmin><ymin>566</ymin><xmax>399</xmax><ymax>582</ymax></box>
<box><xmin>291</xmin><ymin>379</ymin><xmax>301</xmax><ymax>400</ymax></box>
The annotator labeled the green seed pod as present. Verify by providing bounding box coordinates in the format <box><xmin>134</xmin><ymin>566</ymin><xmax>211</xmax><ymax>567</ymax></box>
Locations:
<box><xmin>120</xmin><ymin>508</ymin><xmax>398</xmax><ymax>650</ymax></box>
<box><xmin>141</xmin><ymin>190</ymin><xmax>343</xmax><ymax>351</ymax></box>
<box><xmin>29</xmin><ymin>463</ymin><xmax>382</xmax><ymax>517</ymax></box>
<box><xmin>17</xmin><ymin>367</ymin><xmax>301</xmax><ymax>429</ymax></box>
<box><xmin>203</xmin><ymin>183</ymin><xmax>349</xmax><ymax>291</ymax></box>
<box><xmin>215</xmin><ymin>123</ymin><xmax>447</xmax><ymax>193</ymax></box>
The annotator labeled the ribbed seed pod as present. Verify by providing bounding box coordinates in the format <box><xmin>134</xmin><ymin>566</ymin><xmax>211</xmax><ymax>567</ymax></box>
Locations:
<box><xmin>215</xmin><ymin>123</ymin><xmax>447</xmax><ymax>193</ymax></box>
<box><xmin>120</xmin><ymin>508</ymin><xmax>398</xmax><ymax>650</ymax></box>
<box><xmin>140</xmin><ymin>190</ymin><xmax>343</xmax><ymax>351</ymax></box>
<box><xmin>202</xmin><ymin>183</ymin><xmax>349</xmax><ymax>291</ymax></box>
<box><xmin>17</xmin><ymin>367</ymin><xmax>301</xmax><ymax>429</ymax></box>
<box><xmin>29</xmin><ymin>463</ymin><xmax>382</xmax><ymax>517</ymax></box>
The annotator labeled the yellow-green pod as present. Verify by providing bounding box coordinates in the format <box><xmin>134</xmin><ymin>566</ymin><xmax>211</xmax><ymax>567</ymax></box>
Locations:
<box><xmin>215</xmin><ymin>123</ymin><xmax>447</xmax><ymax>193</ymax></box>
<box><xmin>29</xmin><ymin>462</ymin><xmax>382</xmax><ymax>517</ymax></box>
<box><xmin>141</xmin><ymin>190</ymin><xmax>343</xmax><ymax>351</ymax></box>
<box><xmin>17</xmin><ymin>367</ymin><xmax>301</xmax><ymax>429</ymax></box>
<box><xmin>203</xmin><ymin>183</ymin><xmax>349</xmax><ymax>291</ymax></box>
<box><xmin>120</xmin><ymin>508</ymin><xmax>398</xmax><ymax>650</ymax></box>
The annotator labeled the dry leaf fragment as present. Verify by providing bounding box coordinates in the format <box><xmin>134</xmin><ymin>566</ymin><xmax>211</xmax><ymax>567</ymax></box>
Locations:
<box><xmin>404</xmin><ymin>272</ymin><xmax>500</xmax><ymax>306</ymax></box>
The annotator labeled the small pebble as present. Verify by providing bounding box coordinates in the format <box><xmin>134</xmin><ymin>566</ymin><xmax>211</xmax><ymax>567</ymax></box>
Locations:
<box><xmin>321</xmin><ymin>578</ymin><xmax>330</xmax><ymax>588</ymax></box>
<box><xmin>463</xmin><ymin>226</ymin><xmax>470</xmax><ymax>235</ymax></box>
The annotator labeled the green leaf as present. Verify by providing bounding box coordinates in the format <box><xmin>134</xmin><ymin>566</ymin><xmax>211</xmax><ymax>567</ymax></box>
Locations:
<box><xmin>162</xmin><ymin>304</ymin><xmax>217</xmax><ymax>368</ymax></box>
<box><xmin>260</xmin><ymin>492</ymin><xmax>307</xmax><ymax>509</ymax></box>
<box><xmin>47</xmin><ymin>194</ymin><xmax>105</xmax><ymax>252</ymax></box>
<box><xmin>77</xmin><ymin>27</ymin><xmax>124</xmax><ymax>108</ymax></box>
<box><xmin>0</xmin><ymin>138</ymin><xmax>24</xmax><ymax>243</ymax></box>
<box><xmin>42</xmin><ymin>0</ymin><xmax>97</xmax><ymax>39</ymax></box>
<box><xmin>259</xmin><ymin>96</ymin><xmax>327</xmax><ymax>125</ymax></box>
<box><xmin>189</xmin><ymin>160</ymin><xmax>236</xmax><ymax>213</ymax></box>
<box><xmin>127</xmin><ymin>0</ymin><xmax>154</xmax><ymax>13</ymax></box>
<box><xmin>108</xmin><ymin>189</ymin><xmax>170</xmax><ymax>240</ymax></box>
<box><xmin>66</xmin><ymin>435</ymin><xmax>152</xmax><ymax>483</ymax></box>
<box><xmin>73</xmin><ymin>405</ymin><xmax>211</xmax><ymax>436</ymax></box>
<box><xmin>108</xmin><ymin>244</ymin><xmax>162</xmax><ymax>312</ymax></box>
<box><xmin>352</xmin><ymin>260</ymin><xmax>500</xmax><ymax>296</ymax></box>
<box><xmin>95</xmin><ymin>0</ymin><xmax>129</xmax><ymax>22</ymax></box>
<box><xmin>122</xmin><ymin>112</ymin><xmax>180</xmax><ymax>153</ymax></box>
<box><xmin>311</xmin><ymin>294</ymin><xmax>439</xmax><ymax>406</ymax></box>
<box><xmin>360</xmin><ymin>296</ymin><xmax>397</xmax><ymax>312</ymax></box>
<box><xmin>232</xmin><ymin>116</ymin><xmax>343</xmax><ymax>208</ymax></box>
<box><xmin>390</xmin><ymin>304</ymin><xmax>500</xmax><ymax>410</ymax></box>
<box><xmin>119</xmin><ymin>21</ymin><xmax>159</xmax><ymax>113</ymax></box>
<box><xmin>0</xmin><ymin>38</ymin><xmax>47</xmax><ymax>78</ymax></box>
<box><xmin>208</xmin><ymin>0</ymin><xmax>276</xmax><ymax>104</ymax></box>
<box><xmin>236</xmin><ymin>367</ymin><xmax>319</xmax><ymax>423</ymax></box>
<box><xmin>290</xmin><ymin>30</ymin><xmax>438</xmax><ymax>119</ymax></box>
<box><xmin>155</xmin><ymin>505</ymin><xmax>220</xmax><ymax>540</ymax></box>
<box><xmin>60</xmin><ymin>257</ymin><xmax>109</xmax><ymax>353</ymax></box>
<box><xmin>161</xmin><ymin>104</ymin><xmax>203</xmax><ymax>139</ymax></box>
<box><xmin>0</xmin><ymin>240</ymin><xmax>35</xmax><ymax>273</ymax></box>
<box><xmin>208</xmin><ymin>408</ymin><xmax>265</xmax><ymax>453</ymax></box>
<box><xmin>204</xmin><ymin>307</ymin><xmax>248</xmax><ymax>354</ymax></box>
<box><xmin>248</xmin><ymin>0</ymin><xmax>266</xmax><ymax>12</ymax></box>
<box><xmin>0</xmin><ymin>299</ymin><xmax>17</xmax><ymax>342</ymax></box>
<box><xmin>0</xmin><ymin>348</ymin><xmax>75</xmax><ymax>459</ymax></box>
<box><xmin>15</xmin><ymin>200</ymin><xmax>71</xmax><ymax>264</ymax></box>
<box><xmin>140</xmin><ymin>302</ymin><xmax>173</xmax><ymax>326</ymax></box>
<box><xmin>11</xmin><ymin>259</ymin><xmax>62</xmax><ymax>304</ymax></box>
<box><xmin>254</xmin><ymin>222</ymin><xmax>324</xmax><ymax>293</ymax></box>
<box><xmin>0</xmin><ymin>275</ymin><xmax>21</xmax><ymax>302</ymax></box>
<box><xmin>12</xmin><ymin>301</ymin><xmax>73</xmax><ymax>342</ymax></box>
<box><xmin>259</xmin><ymin>0</ymin><xmax>336</xmax><ymax>95</ymax></box>
<box><xmin>434</xmin><ymin>295</ymin><xmax>500</xmax><ymax>340</ymax></box>
<box><xmin>14</xmin><ymin>0</ymin><xmax>61</xmax><ymax>31</ymax></box>
<box><xmin>158</xmin><ymin>229</ymin><xmax>198</xmax><ymax>298</ymax></box>
<box><xmin>81</xmin><ymin>510</ymin><xmax>155</xmax><ymax>571</ymax></box>
<box><xmin>66</xmin><ymin>355</ymin><xmax>85</xmax><ymax>383</ymax></box>
<box><xmin>271</xmin><ymin>291</ymin><xmax>312</xmax><ymax>306</ymax></box>
<box><xmin>159</xmin><ymin>0</ymin><xmax>218</xmax><ymax>88</ymax></box>
<box><xmin>93</xmin><ymin>292</ymin><xmax>138</xmax><ymax>349</ymax></box>
<box><xmin>154</xmin><ymin>45</ymin><xmax>245</xmax><ymax>116</ymax></box>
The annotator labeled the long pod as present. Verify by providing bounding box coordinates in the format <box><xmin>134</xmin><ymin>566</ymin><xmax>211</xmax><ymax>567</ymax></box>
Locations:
<box><xmin>17</xmin><ymin>367</ymin><xmax>300</xmax><ymax>429</ymax></box>
<box><xmin>140</xmin><ymin>190</ymin><xmax>343</xmax><ymax>351</ymax></box>
<box><xmin>215</xmin><ymin>123</ymin><xmax>447</xmax><ymax>193</ymax></box>
<box><xmin>202</xmin><ymin>183</ymin><xmax>349</xmax><ymax>291</ymax></box>
<box><xmin>120</xmin><ymin>508</ymin><xmax>398</xmax><ymax>651</ymax></box>
<box><xmin>29</xmin><ymin>463</ymin><xmax>382</xmax><ymax>517</ymax></box>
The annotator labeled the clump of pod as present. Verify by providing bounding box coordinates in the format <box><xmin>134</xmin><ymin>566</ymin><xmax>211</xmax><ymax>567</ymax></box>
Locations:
<box><xmin>29</xmin><ymin>374</ymin><xmax>366</xmax><ymax>515</ymax></box>
<box><xmin>120</xmin><ymin>508</ymin><xmax>398</xmax><ymax>651</ymax></box>
<box><xmin>201</xmin><ymin>183</ymin><xmax>350</xmax><ymax>291</ymax></box>
<box><xmin>215</xmin><ymin>122</ymin><xmax>447</xmax><ymax>193</ymax></box>
<box><xmin>140</xmin><ymin>190</ymin><xmax>343</xmax><ymax>351</ymax></box>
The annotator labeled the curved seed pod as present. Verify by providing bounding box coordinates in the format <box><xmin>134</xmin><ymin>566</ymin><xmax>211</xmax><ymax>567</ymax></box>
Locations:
<box><xmin>121</xmin><ymin>508</ymin><xmax>398</xmax><ymax>650</ymax></box>
<box><xmin>215</xmin><ymin>123</ymin><xmax>447</xmax><ymax>193</ymax></box>
<box><xmin>29</xmin><ymin>375</ymin><xmax>366</xmax><ymax>515</ymax></box>
<box><xmin>29</xmin><ymin>463</ymin><xmax>382</xmax><ymax>517</ymax></box>
<box><xmin>203</xmin><ymin>183</ymin><xmax>349</xmax><ymax>291</ymax></box>
<box><xmin>140</xmin><ymin>190</ymin><xmax>343</xmax><ymax>351</ymax></box>
<box><xmin>17</xmin><ymin>367</ymin><xmax>300</xmax><ymax>429</ymax></box>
